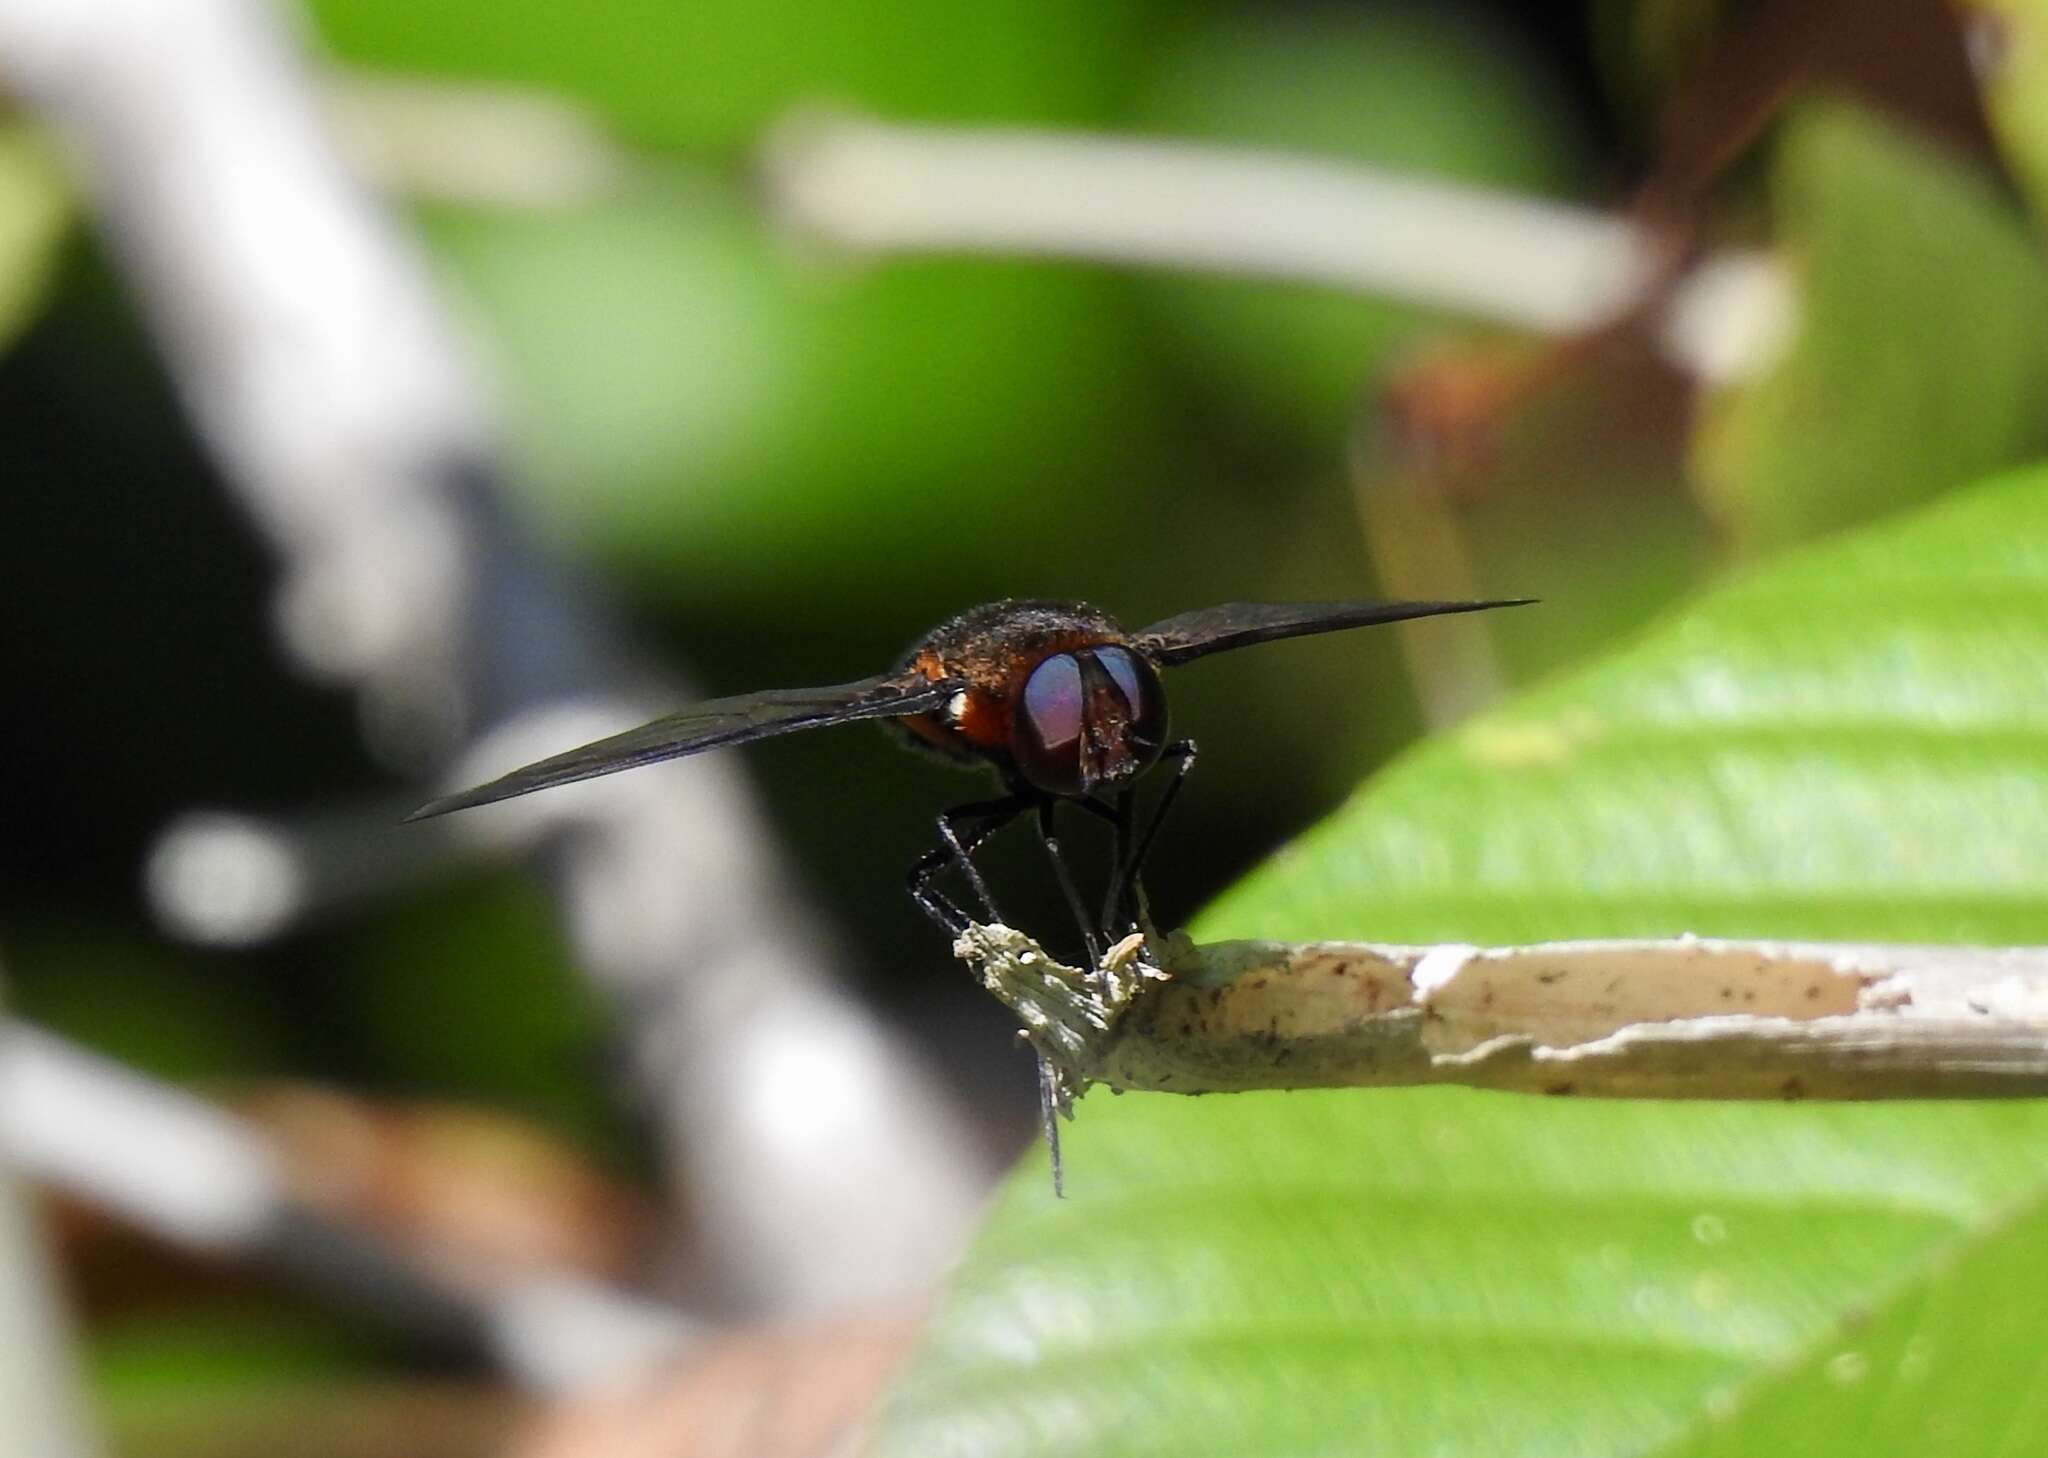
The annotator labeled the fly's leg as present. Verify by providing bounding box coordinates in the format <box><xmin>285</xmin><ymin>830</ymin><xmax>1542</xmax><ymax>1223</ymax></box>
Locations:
<box><xmin>906</xmin><ymin>793</ymin><xmax>1032</xmax><ymax>937</ymax></box>
<box><xmin>1101</xmin><ymin>789</ymin><xmax>1136</xmax><ymax>942</ymax></box>
<box><xmin>1044</xmin><ymin>793</ymin><xmax>1124</xmax><ymax>952</ymax></box>
<box><xmin>1039</xmin><ymin>1055</ymin><xmax>1066</xmax><ymax>1199</ymax></box>
<box><xmin>1102</xmin><ymin>740</ymin><xmax>1197</xmax><ymax>941</ymax></box>
<box><xmin>1034</xmin><ymin>798</ymin><xmax>1104</xmax><ymax>970</ymax></box>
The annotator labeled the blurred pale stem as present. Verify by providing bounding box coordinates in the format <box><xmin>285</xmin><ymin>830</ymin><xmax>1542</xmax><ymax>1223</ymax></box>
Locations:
<box><xmin>0</xmin><ymin>1020</ymin><xmax>697</xmax><ymax>1394</ymax></box>
<box><xmin>1346</xmin><ymin>432</ymin><xmax>1507</xmax><ymax>730</ymax></box>
<box><xmin>0</xmin><ymin>0</ymin><xmax>483</xmax><ymax>691</ymax></box>
<box><xmin>0</xmin><ymin>0</ymin><xmax>990</xmax><ymax>1322</ymax></box>
<box><xmin>958</xmin><ymin>926</ymin><xmax>2048</xmax><ymax>1100</ymax></box>
<box><xmin>0</xmin><ymin>1161</ymin><xmax>96</xmax><ymax>1458</ymax></box>
<box><xmin>0</xmin><ymin>976</ymin><xmax>98</xmax><ymax>1458</ymax></box>
<box><xmin>322</xmin><ymin>71</ymin><xmax>625</xmax><ymax>210</ymax></box>
<box><xmin>767</xmin><ymin>115</ymin><xmax>1795</xmax><ymax>384</ymax></box>
<box><xmin>146</xmin><ymin>804</ymin><xmax>477</xmax><ymax>948</ymax></box>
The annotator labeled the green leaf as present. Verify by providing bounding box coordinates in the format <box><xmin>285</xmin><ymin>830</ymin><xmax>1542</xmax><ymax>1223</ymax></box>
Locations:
<box><xmin>422</xmin><ymin>173</ymin><xmax>1156</xmax><ymax>604</ymax></box>
<box><xmin>0</xmin><ymin>126</ymin><xmax>71</xmax><ymax>354</ymax></box>
<box><xmin>6</xmin><ymin>925</ymin><xmax>279</xmax><ymax>1081</ymax></box>
<box><xmin>1131</xmin><ymin>6</ymin><xmax>1586</xmax><ymax>442</ymax></box>
<box><xmin>1203</xmin><ymin>464</ymin><xmax>2048</xmax><ymax>948</ymax></box>
<box><xmin>306</xmin><ymin>0</ymin><xmax>1153</xmax><ymax>152</ymax></box>
<box><xmin>872</xmin><ymin>464</ymin><xmax>2048</xmax><ymax>1457</ymax></box>
<box><xmin>346</xmin><ymin>875</ymin><xmax>620</xmax><ymax>1148</ymax></box>
<box><xmin>1691</xmin><ymin>101</ymin><xmax>2048</xmax><ymax>552</ymax></box>
<box><xmin>1968</xmin><ymin>0</ymin><xmax>2048</xmax><ymax>230</ymax></box>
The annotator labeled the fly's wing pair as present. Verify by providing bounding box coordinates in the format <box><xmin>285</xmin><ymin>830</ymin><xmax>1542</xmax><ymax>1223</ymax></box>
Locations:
<box><xmin>1132</xmin><ymin>598</ymin><xmax>1533</xmax><ymax>667</ymax></box>
<box><xmin>409</xmin><ymin>674</ymin><xmax>961</xmax><ymax>820</ymax></box>
<box><xmin>412</xmin><ymin>597</ymin><xmax>1533</xmax><ymax>819</ymax></box>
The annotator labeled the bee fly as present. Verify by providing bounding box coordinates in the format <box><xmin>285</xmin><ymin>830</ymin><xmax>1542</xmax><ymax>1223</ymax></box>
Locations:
<box><xmin>412</xmin><ymin>596</ymin><xmax>1531</xmax><ymax>1188</ymax></box>
<box><xmin>414</xmin><ymin>596</ymin><xmax>1527</xmax><ymax>948</ymax></box>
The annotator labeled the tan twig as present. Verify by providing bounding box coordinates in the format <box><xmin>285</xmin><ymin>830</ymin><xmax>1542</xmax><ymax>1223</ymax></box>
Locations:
<box><xmin>957</xmin><ymin>925</ymin><xmax>2048</xmax><ymax>1103</ymax></box>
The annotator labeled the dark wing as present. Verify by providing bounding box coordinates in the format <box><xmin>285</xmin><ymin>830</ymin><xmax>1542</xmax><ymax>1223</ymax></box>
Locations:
<box><xmin>1132</xmin><ymin>598</ymin><xmax>1534</xmax><ymax>667</ymax></box>
<box><xmin>409</xmin><ymin>672</ymin><xmax>961</xmax><ymax>820</ymax></box>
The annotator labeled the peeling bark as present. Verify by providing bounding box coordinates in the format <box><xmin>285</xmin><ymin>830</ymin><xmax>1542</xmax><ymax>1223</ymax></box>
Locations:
<box><xmin>955</xmin><ymin>925</ymin><xmax>2048</xmax><ymax>1107</ymax></box>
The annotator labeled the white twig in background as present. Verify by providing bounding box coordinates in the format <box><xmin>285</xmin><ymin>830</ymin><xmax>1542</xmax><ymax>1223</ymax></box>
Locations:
<box><xmin>0</xmin><ymin>1021</ymin><xmax>699</xmax><ymax>1396</ymax></box>
<box><xmin>766</xmin><ymin>114</ymin><xmax>1796</xmax><ymax>385</ymax></box>
<box><xmin>322</xmin><ymin>72</ymin><xmax>627</xmax><ymax>211</ymax></box>
<box><xmin>434</xmin><ymin>700</ymin><xmax>995</xmax><ymax>1314</ymax></box>
<box><xmin>0</xmin><ymin>1025</ymin><xmax>281</xmax><ymax>1251</ymax></box>
<box><xmin>0</xmin><ymin>1159</ymin><xmax>96</xmax><ymax>1458</ymax></box>
<box><xmin>146</xmin><ymin>804</ymin><xmax>470</xmax><ymax>947</ymax></box>
<box><xmin>960</xmin><ymin>926</ymin><xmax>2048</xmax><ymax>1100</ymax></box>
<box><xmin>0</xmin><ymin>982</ymin><xmax>98</xmax><ymax>1458</ymax></box>
<box><xmin>0</xmin><ymin>0</ymin><xmax>989</xmax><ymax>1329</ymax></box>
<box><xmin>0</xmin><ymin>0</ymin><xmax>482</xmax><ymax>691</ymax></box>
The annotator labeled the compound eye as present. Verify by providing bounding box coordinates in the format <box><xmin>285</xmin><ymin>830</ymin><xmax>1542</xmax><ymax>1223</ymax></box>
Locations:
<box><xmin>1013</xmin><ymin>653</ymin><xmax>1087</xmax><ymax>795</ymax></box>
<box><xmin>1094</xmin><ymin>647</ymin><xmax>1168</xmax><ymax>765</ymax></box>
<box><xmin>1012</xmin><ymin>647</ymin><xmax>1170</xmax><ymax>796</ymax></box>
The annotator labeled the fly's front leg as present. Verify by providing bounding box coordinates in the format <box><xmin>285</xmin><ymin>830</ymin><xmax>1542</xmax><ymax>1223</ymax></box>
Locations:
<box><xmin>907</xmin><ymin>845</ymin><xmax>972</xmax><ymax>936</ymax></box>
<box><xmin>1101</xmin><ymin>788</ymin><xmax>1136</xmax><ymax>942</ymax></box>
<box><xmin>1127</xmin><ymin>740</ymin><xmax>1196</xmax><ymax>904</ymax></box>
<box><xmin>905</xmin><ymin>793</ymin><xmax>1031</xmax><ymax>936</ymax></box>
<box><xmin>1034</xmin><ymin>798</ymin><xmax>1104</xmax><ymax>969</ymax></box>
<box><xmin>1104</xmin><ymin>740</ymin><xmax>1197</xmax><ymax>940</ymax></box>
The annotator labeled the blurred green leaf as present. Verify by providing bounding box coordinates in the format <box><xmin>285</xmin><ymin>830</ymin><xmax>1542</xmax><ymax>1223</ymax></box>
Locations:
<box><xmin>425</xmin><ymin>173</ymin><xmax>1157</xmax><ymax>604</ymax></box>
<box><xmin>106</xmin><ymin>1383</ymin><xmax>513</xmax><ymax>1458</ymax></box>
<box><xmin>1692</xmin><ymin>100</ymin><xmax>2048</xmax><ymax>552</ymax></box>
<box><xmin>7</xmin><ymin>926</ymin><xmax>279</xmax><ymax>1081</ymax></box>
<box><xmin>93</xmin><ymin>1312</ymin><xmax>369</xmax><ymax>1399</ymax></box>
<box><xmin>0</xmin><ymin>126</ymin><xmax>71</xmax><ymax>354</ymax></box>
<box><xmin>1969</xmin><ymin>0</ymin><xmax>2048</xmax><ymax>226</ymax></box>
<box><xmin>307</xmin><ymin>0</ymin><xmax>1153</xmax><ymax>151</ymax></box>
<box><xmin>1132</xmin><ymin>4</ymin><xmax>1586</xmax><ymax>442</ymax></box>
<box><xmin>872</xmin><ymin>463</ymin><xmax>2048</xmax><ymax>1457</ymax></box>
<box><xmin>95</xmin><ymin>1315</ymin><xmax>493</xmax><ymax>1458</ymax></box>
<box><xmin>1586</xmin><ymin>0</ymin><xmax>1727</xmax><ymax>131</ymax></box>
<box><xmin>347</xmin><ymin>876</ymin><xmax>618</xmax><ymax>1146</ymax></box>
<box><xmin>426</xmin><ymin>179</ymin><xmax>797</xmax><ymax>529</ymax></box>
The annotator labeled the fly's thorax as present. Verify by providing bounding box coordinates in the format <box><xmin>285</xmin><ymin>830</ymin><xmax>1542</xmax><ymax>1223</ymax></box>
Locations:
<box><xmin>892</xmin><ymin>599</ymin><xmax>1132</xmax><ymax>765</ymax></box>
